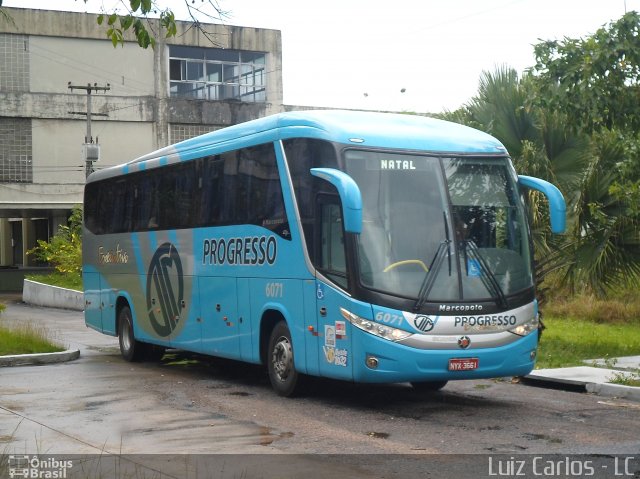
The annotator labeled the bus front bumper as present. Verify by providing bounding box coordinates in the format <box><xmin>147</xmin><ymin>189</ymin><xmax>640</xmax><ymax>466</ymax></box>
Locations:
<box><xmin>350</xmin><ymin>329</ymin><xmax>538</xmax><ymax>383</ymax></box>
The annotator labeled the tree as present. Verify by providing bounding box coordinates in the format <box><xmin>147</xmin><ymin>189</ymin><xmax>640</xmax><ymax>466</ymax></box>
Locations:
<box><xmin>531</xmin><ymin>12</ymin><xmax>640</xmax><ymax>294</ymax></box>
<box><xmin>443</xmin><ymin>64</ymin><xmax>640</xmax><ymax>298</ymax></box>
<box><xmin>443</xmin><ymin>11</ymin><xmax>640</xmax><ymax>297</ymax></box>
<box><xmin>450</xmin><ymin>68</ymin><xmax>587</xmax><ymax>294</ymax></box>
<box><xmin>532</xmin><ymin>11</ymin><xmax>640</xmax><ymax>134</ymax></box>
<box><xmin>563</xmin><ymin>129</ymin><xmax>640</xmax><ymax>294</ymax></box>
<box><xmin>88</xmin><ymin>0</ymin><xmax>229</xmax><ymax>48</ymax></box>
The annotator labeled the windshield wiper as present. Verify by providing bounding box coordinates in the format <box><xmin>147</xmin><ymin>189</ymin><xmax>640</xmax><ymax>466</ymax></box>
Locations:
<box><xmin>413</xmin><ymin>240</ymin><xmax>449</xmax><ymax>312</ymax></box>
<box><xmin>463</xmin><ymin>240</ymin><xmax>507</xmax><ymax>308</ymax></box>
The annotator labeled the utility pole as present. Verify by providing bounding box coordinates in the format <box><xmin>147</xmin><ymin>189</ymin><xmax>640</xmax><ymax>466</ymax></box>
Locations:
<box><xmin>68</xmin><ymin>82</ymin><xmax>111</xmax><ymax>179</ymax></box>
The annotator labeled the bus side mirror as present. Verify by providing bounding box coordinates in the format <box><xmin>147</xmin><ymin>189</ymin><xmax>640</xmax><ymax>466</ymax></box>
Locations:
<box><xmin>310</xmin><ymin>168</ymin><xmax>363</xmax><ymax>234</ymax></box>
<box><xmin>518</xmin><ymin>175</ymin><xmax>566</xmax><ymax>234</ymax></box>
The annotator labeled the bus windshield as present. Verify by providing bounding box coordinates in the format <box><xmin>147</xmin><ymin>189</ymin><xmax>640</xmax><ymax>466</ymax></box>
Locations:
<box><xmin>344</xmin><ymin>150</ymin><xmax>533</xmax><ymax>303</ymax></box>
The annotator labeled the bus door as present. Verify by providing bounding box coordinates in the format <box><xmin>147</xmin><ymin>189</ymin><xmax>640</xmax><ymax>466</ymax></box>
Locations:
<box><xmin>303</xmin><ymin>278</ymin><xmax>320</xmax><ymax>376</ymax></box>
<box><xmin>198</xmin><ymin>276</ymin><xmax>240</xmax><ymax>358</ymax></box>
<box><xmin>100</xmin><ymin>287</ymin><xmax>117</xmax><ymax>335</ymax></box>
<box><xmin>315</xmin><ymin>196</ymin><xmax>353</xmax><ymax>380</ymax></box>
<box><xmin>83</xmin><ymin>271</ymin><xmax>117</xmax><ymax>335</ymax></box>
<box><xmin>83</xmin><ymin>271</ymin><xmax>103</xmax><ymax>332</ymax></box>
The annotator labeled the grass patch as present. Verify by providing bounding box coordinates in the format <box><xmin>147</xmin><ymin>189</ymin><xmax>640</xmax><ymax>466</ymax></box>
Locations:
<box><xmin>0</xmin><ymin>322</ymin><xmax>64</xmax><ymax>356</ymax></box>
<box><xmin>26</xmin><ymin>271</ymin><xmax>82</xmax><ymax>291</ymax></box>
<box><xmin>608</xmin><ymin>371</ymin><xmax>640</xmax><ymax>387</ymax></box>
<box><xmin>543</xmin><ymin>292</ymin><xmax>640</xmax><ymax>323</ymax></box>
<box><xmin>536</xmin><ymin>316</ymin><xmax>640</xmax><ymax>369</ymax></box>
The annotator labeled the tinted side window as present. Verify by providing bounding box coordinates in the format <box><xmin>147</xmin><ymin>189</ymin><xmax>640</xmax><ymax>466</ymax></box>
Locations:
<box><xmin>318</xmin><ymin>196</ymin><xmax>347</xmax><ymax>289</ymax></box>
<box><xmin>134</xmin><ymin>175</ymin><xmax>160</xmax><ymax>231</ymax></box>
<box><xmin>85</xmin><ymin>178</ymin><xmax>132</xmax><ymax>234</ymax></box>
<box><xmin>198</xmin><ymin>144</ymin><xmax>290</xmax><ymax>238</ymax></box>
<box><xmin>159</xmin><ymin>162</ymin><xmax>197</xmax><ymax>230</ymax></box>
<box><xmin>283</xmin><ymin>139</ymin><xmax>339</xmax><ymax>261</ymax></box>
<box><xmin>236</xmin><ymin>144</ymin><xmax>289</xmax><ymax>236</ymax></box>
<box><xmin>84</xmin><ymin>143</ymin><xmax>290</xmax><ymax>237</ymax></box>
<box><xmin>84</xmin><ymin>182</ymin><xmax>100</xmax><ymax>234</ymax></box>
<box><xmin>198</xmin><ymin>155</ymin><xmax>225</xmax><ymax>226</ymax></box>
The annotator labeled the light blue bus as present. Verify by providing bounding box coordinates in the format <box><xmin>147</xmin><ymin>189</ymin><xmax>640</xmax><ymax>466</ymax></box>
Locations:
<box><xmin>82</xmin><ymin>110</ymin><xmax>565</xmax><ymax>396</ymax></box>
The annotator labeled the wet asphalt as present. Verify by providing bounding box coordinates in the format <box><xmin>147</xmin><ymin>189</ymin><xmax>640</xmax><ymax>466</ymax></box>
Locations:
<box><xmin>1</xmin><ymin>296</ymin><xmax>640</xmax><ymax>478</ymax></box>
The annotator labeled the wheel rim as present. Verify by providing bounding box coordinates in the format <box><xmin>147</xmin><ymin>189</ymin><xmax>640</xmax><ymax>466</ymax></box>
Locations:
<box><xmin>121</xmin><ymin>321</ymin><xmax>132</xmax><ymax>352</ymax></box>
<box><xmin>271</xmin><ymin>335</ymin><xmax>293</xmax><ymax>382</ymax></box>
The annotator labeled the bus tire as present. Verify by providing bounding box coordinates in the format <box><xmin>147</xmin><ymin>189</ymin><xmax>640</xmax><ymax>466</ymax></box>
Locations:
<box><xmin>267</xmin><ymin>321</ymin><xmax>301</xmax><ymax>397</ymax></box>
<box><xmin>411</xmin><ymin>380</ymin><xmax>448</xmax><ymax>392</ymax></box>
<box><xmin>118</xmin><ymin>306</ymin><xmax>145</xmax><ymax>362</ymax></box>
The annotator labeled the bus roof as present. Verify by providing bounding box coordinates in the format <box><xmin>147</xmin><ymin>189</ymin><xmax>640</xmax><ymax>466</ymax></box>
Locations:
<box><xmin>88</xmin><ymin>110</ymin><xmax>507</xmax><ymax>183</ymax></box>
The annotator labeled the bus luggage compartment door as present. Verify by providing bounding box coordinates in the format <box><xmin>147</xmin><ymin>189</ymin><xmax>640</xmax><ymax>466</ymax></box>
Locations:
<box><xmin>198</xmin><ymin>276</ymin><xmax>240</xmax><ymax>358</ymax></box>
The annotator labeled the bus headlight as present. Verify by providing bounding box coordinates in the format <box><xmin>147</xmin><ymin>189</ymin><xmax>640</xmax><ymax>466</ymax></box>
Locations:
<box><xmin>508</xmin><ymin>315</ymin><xmax>539</xmax><ymax>337</ymax></box>
<box><xmin>340</xmin><ymin>308</ymin><xmax>413</xmax><ymax>342</ymax></box>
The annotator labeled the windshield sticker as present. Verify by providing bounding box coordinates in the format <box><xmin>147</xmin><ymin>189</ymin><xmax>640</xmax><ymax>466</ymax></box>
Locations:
<box><xmin>467</xmin><ymin>258</ymin><xmax>481</xmax><ymax>277</ymax></box>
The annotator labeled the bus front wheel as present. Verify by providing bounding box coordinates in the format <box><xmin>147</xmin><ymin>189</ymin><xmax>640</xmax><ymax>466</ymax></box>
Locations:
<box><xmin>118</xmin><ymin>306</ymin><xmax>145</xmax><ymax>362</ymax></box>
<box><xmin>267</xmin><ymin>321</ymin><xmax>301</xmax><ymax>397</ymax></box>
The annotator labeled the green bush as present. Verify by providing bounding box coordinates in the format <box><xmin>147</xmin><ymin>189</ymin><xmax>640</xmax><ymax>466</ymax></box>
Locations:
<box><xmin>28</xmin><ymin>206</ymin><xmax>82</xmax><ymax>275</ymax></box>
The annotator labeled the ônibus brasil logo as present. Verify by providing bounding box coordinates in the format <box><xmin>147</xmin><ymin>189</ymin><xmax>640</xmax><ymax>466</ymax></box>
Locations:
<box><xmin>146</xmin><ymin>242</ymin><xmax>183</xmax><ymax>337</ymax></box>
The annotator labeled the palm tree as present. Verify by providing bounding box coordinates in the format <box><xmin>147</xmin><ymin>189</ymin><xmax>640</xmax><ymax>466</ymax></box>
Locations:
<box><xmin>563</xmin><ymin>130</ymin><xmax>640</xmax><ymax>294</ymax></box>
<box><xmin>440</xmin><ymin>67</ymin><xmax>640</xmax><ymax>298</ymax></box>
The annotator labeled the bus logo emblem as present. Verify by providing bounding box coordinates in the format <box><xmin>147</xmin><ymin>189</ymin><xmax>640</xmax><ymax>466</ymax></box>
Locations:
<box><xmin>457</xmin><ymin>336</ymin><xmax>471</xmax><ymax>349</ymax></box>
<box><xmin>414</xmin><ymin>315</ymin><xmax>437</xmax><ymax>332</ymax></box>
<box><xmin>146</xmin><ymin>242</ymin><xmax>184</xmax><ymax>337</ymax></box>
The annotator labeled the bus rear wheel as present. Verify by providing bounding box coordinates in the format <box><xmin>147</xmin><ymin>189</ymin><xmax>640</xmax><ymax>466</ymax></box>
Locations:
<box><xmin>411</xmin><ymin>380</ymin><xmax>448</xmax><ymax>392</ymax></box>
<box><xmin>118</xmin><ymin>306</ymin><xmax>145</xmax><ymax>362</ymax></box>
<box><xmin>267</xmin><ymin>321</ymin><xmax>302</xmax><ymax>397</ymax></box>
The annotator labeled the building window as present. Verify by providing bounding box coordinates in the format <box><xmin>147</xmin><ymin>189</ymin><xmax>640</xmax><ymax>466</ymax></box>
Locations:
<box><xmin>0</xmin><ymin>118</ymin><xmax>32</xmax><ymax>183</ymax></box>
<box><xmin>169</xmin><ymin>123</ymin><xmax>220</xmax><ymax>143</ymax></box>
<box><xmin>169</xmin><ymin>46</ymin><xmax>266</xmax><ymax>102</ymax></box>
<box><xmin>0</xmin><ymin>34</ymin><xmax>30</xmax><ymax>92</ymax></box>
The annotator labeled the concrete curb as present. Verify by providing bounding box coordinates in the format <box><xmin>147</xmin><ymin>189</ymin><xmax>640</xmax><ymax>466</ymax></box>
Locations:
<box><xmin>22</xmin><ymin>279</ymin><xmax>83</xmax><ymax>311</ymax></box>
<box><xmin>525</xmin><ymin>366</ymin><xmax>640</xmax><ymax>402</ymax></box>
<box><xmin>0</xmin><ymin>348</ymin><xmax>80</xmax><ymax>367</ymax></box>
<box><xmin>586</xmin><ymin>382</ymin><xmax>640</xmax><ymax>402</ymax></box>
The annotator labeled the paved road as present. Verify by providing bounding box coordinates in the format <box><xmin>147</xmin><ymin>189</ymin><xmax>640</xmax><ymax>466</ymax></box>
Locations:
<box><xmin>1</xmin><ymin>297</ymin><xmax>639</xmax><ymax>478</ymax></box>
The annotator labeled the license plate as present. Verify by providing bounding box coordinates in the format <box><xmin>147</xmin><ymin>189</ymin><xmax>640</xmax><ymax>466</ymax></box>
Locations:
<box><xmin>448</xmin><ymin>358</ymin><xmax>479</xmax><ymax>371</ymax></box>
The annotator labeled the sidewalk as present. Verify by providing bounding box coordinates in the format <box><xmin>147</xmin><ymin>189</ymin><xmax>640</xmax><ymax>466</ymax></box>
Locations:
<box><xmin>525</xmin><ymin>356</ymin><xmax>640</xmax><ymax>402</ymax></box>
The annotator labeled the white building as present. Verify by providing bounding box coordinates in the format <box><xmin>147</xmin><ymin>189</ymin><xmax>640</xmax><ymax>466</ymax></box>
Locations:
<box><xmin>0</xmin><ymin>7</ymin><xmax>283</xmax><ymax>277</ymax></box>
